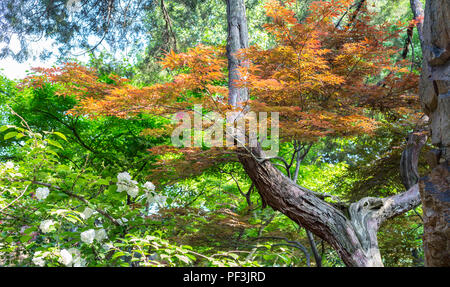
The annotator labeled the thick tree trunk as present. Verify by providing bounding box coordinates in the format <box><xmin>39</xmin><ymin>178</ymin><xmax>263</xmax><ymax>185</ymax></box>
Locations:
<box><xmin>412</xmin><ymin>0</ymin><xmax>450</xmax><ymax>266</ymax></box>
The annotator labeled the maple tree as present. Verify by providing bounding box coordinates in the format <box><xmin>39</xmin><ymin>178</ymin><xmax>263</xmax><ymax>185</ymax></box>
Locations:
<box><xmin>236</xmin><ymin>0</ymin><xmax>419</xmax><ymax>141</ymax></box>
<box><xmin>22</xmin><ymin>0</ymin><xmax>420</xmax><ymax>177</ymax></box>
<box><xmin>24</xmin><ymin>1</ymin><xmax>420</xmax><ymax>138</ymax></box>
<box><xmin>17</xmin><ymin>0</ymin><xmax>427</xmax><ymax>266</ymax></box>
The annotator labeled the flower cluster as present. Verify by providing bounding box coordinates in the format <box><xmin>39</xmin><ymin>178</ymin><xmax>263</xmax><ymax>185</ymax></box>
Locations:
<box><xmin>81</xmin><ymin>228</ymin><xmax>108</xmax><ymax>244</ymax></box>
<box><xmin>32</xmin><ymin>251</ymin><xmax>46</xmax><ymax>267</ymax></box>
<box><xmin>116</xmin><ymin>172</ymin><xmax>139</xmax><ymax>198</ymax></box>
<box><xmin>4</xmin><ymin>161</ymin><xmax>14</xmax><ymax>170</ymax></box>
<box><xmin>143</xmin><ymin>181</ymin><xmax>155</xmax><ymax>192</ymax></box>
<box><xmin>81</xmin><ymin>207</ymin><xmax>95</xmax><ymax>220</ymax></box>
<box><xmin>143</xmin><ymin>181</ymin><xmax>166</xmax><ymax>206</ymax></box>
<box><xmin>33</xmin><ymin>248</ymin><xmax>86</xmax><ymax>267</ymax></box>
<box><xmin>39</xmin><ymin>219</ymin><xmax>55</xmax><ymax>233</ymax></box>
<box><xmin>59</xmin><ymin>249</ymin><xmax>73</xmax><ymax>266</ymax></box>
<box><xmin>80</xmin><ymin>229</ymin><xmax>95</xmax><ymax>244</ymax></box>
<box><xmin>59</xmin><ymin>248</ymin><xmax>86</xmax><ymax>267</ymax></box>
<box><xmin>36</xmin><ymin>187</ymin><xmax>50</xmax><ymax>200</ymax></box>
<box><xmin>94</xmin><ymin>229</ymin><xmax>108</xmax><ymax>242</ymax></box>
<box><xmin>149</xmin><ymin>194</ymin><xmax>168</xmax><ymax>206</ymax></box>
<box><xmin>0</xmin><ymin>161</ymin><xmax>22</xmax><ymax>178</ymax></box>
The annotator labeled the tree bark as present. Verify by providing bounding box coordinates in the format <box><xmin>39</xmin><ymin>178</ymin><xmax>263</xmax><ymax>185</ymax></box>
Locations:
<box><xmin>418</xmin><ymin>163</ymin><xmax>450</xmax><ymax>266</ymax></box>
<box><xmin>412</xmin><ymin>0</ymin><xmax>450</xmax><ymax>266</ymax></box>
<box><xmin>226</xmin><ymin>0</ymin><xmax>249</xmax><ymax>107</ymax></box>
<box><xmin>400</xmin><ymin>130</ymin><xmax>428</xmax><ymax>190</ymax></box>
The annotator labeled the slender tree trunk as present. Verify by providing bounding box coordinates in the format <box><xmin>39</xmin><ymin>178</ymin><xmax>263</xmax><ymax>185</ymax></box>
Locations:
<box><xmin>226</xmin><ymin>0</ymin><xmax>249</xmax><ymax>107</ymax></box>
<box><xmin>291</xmin><ymin>142</ymin><xmax>322</xmax><ymax>267</ymax></box>
<box><xmin>411</xmin><ymin>0</ymin><xmax>450</xmax><ymax>266</ymax></box>
<box><xmin>306</xmin><ymin>228</ymin><xmax>322</xmax><ymax>267</ymax></box>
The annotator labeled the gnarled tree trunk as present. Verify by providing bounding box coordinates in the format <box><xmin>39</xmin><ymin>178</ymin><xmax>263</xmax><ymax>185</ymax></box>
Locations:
<box><xmin>238</xmin><ymin>142</ymin><xmax>424</xmax><ymax>267</ymax></box>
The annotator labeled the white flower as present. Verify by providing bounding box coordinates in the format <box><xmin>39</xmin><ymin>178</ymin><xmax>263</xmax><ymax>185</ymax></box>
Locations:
<box><xmin>5</xmin><ymin>161</ymin><xmax>14</xmax><ymax>169</ymax></box>
<box><xmin>35</xmin><ymin>187</ymin><xmax>50</xmax><ymax>200</ymax></box>
<box><xmin>143</xmin><ymin>181</ymin><xmax>155</xmax><ymax>192</ymax></box>
<box><xmin>72</xmin><ymin>256</ymin><xmax>86</xmax><ymax>267</ymax></box>
<box><xmin>10</xmin><ymin>172</ymin><xmax>23</xmax><ymax>178</ymax></box>
<box><xmin>56</xmin><ymin>248</ymin><xmax>85</xmax><ymax>267</ymax></box>
<box><xmin>81</xmin><ymin>207</ymin><xmax>94</xmax><ymax>220</ymax></box>
<box><xmin>32</xmin><ymin>253</ymin><xmax>45</xmax><ymax>267</ymax></box>
<box><xmin>117</xmin><ymin>172</ymin><xmax>132</xmax><ymax>182</ymax></box>
<box><xmin>68</xmin><ymin>248</ymin><xmax>81</xmax><ymax>257</ymax></box>
<box><xmin>147</xmin><ymin>193</ymin><xmax>167</xmax><ymax>207</ymax></box>
<box><xmin>94</xmin><ymin>229</ymin><xmax>108</xmax><ymax>242</ymax></box>
<box><xmin>116</xmin><ymin>182</ymin><xmax>127</xmax><ymax>193</ymax></box>
<box><xmin>126</xmin><ymin>180</ymin><xmax>139</xmax><ymax>197</ymax></box>
<box><xmin>39</xmin><ymin>220</ymin><xmax>55</xmax><ymax>233</ymax></box>
<box><xmin>116</xmin><ymin>172</ymin><xmax>139</xmax><ymax>197</ymax></box>
<box><xmin>80</xmin><ymin>229</ymin><xmax>95</xmax><ymax>244</ymax></box>
<box><xmin>59</xmin><ymin>249</ymin><xmax>73</xmax><ymax>266</ymax></box>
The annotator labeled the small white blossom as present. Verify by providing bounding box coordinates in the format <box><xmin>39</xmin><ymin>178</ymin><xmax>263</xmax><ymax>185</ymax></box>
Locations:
<box><xmin>35</xmin><ymin>187</ymin><xmax>50</xmax><ymax>200</ymax></box>
<box><xmin>39</xmin><ymin>220</ymin><xmax>55</xmax><ymax>233</ymax></box>
<box><xmin>10</xmin><ymin>172</ymin><xmax>23</xmax><ymax>178</ymax></box>
<box><xmin>143</xmin><ymin>181</ymin><xmax>155</xmax><ymax>192</ymax></box>
<box><xmin>117</xmin><ymin>172</ymin><xmax>132</xmax><ymax>182</ymax></box>
<box><xmin>68</xmin><ymin>248</ymin><xmax>81</xmax><ymax>257</ymax></box>
<box><xmin>72</xmin><ymin>256</ymin><xmax>86</xmax><ymax>267</ymax></box>
<box><xmin>117</xmin><ymin>180</ymin><xmax>138</xmax><ymax>196</ymax></box>
<box><xmin>94</xmin><ymin>229</ymin><xmax>108</xmax><ymax>242</ymax></box>
<box><xmin>126</xmin><ymin>180</ymin><xmax>139</xmax><ymax>197</ymax></box>
<box><xmin>81</xmin><ymin>207</ymin><xmax>94</xmax><ymax>220</ymax></box>
<box><xmin>5</xmin><ymin>161</ymin><xmax>14</xmax><ymax>169</ymax></box>
<box><xmin>68</xmin><ymin>248</ymin><xmax>86</xmax><ymax>267</ymax></box>
<box><xmin>32</xmin><ymin>252</ymin><xmax>45</xmax><ymax>267</ymax></box>
<box><xmin>80</xmin><ymin>229</ymin><xmax>95</xmax><ymax>244</ymax></box>
<box><xmin>116</xmin><ymin>172</ymin><xmax>139</xmax><ymax>197</ymax></box>
<box><xmin>59</xmin><ymin>249</ymin><xmax>73</xmax><ymax>266</ymax></box>
<box><xmin>116</xmin><ymin>182</ymin><xmax>127</xmax><ymax>193</ymax></box>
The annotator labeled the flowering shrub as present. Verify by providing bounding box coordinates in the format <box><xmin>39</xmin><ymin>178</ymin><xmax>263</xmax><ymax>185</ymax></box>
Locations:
<box><xmin>0</xmin><ymin>119</ymin><xmax>259</xmax><ymax>267</ymax></box>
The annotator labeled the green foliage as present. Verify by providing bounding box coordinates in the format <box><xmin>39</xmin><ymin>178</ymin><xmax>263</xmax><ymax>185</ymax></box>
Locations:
<box><xmin>0</xmin><ymin>122</ymin><xmax>261</xmax><ymax>266</ymax></box>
